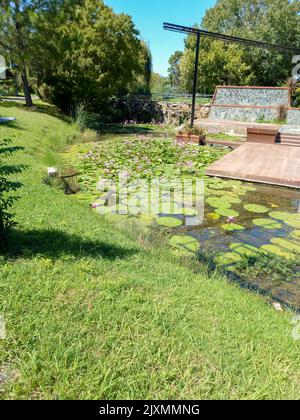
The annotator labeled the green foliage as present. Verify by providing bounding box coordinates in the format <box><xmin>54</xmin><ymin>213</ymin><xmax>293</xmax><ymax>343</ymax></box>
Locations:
<box><xmin>0</xmin><ymin>138</ymin><xmax>24</xmax><ymax>234</ymax></box>
<box><xmin>69</xmin><ymin>136</ymin><xmax>225</xmax><ymax>185</ymax></box>
<box><xmin>176</xmin><ymin>0</ymin><xmax>300</xmax><ymax>93</ymax></box>
<box><xmin>235</xmin><ymin>251</ymin><xmax>300</xmax><ymax>285</ymax></box>
<box><xmin>168</xmin><ymin>51</ymin><xmax>183</xmax><ymax>91</ymax></box>
<box><xmin>177</xmin><ymin>123</ymin><xmax>207</xmax><ymax>136</ymax></box>
<box><xmin>29</xmin><ymin>0</ymin><xmax>151</xmax><ymax>112</ymax></box>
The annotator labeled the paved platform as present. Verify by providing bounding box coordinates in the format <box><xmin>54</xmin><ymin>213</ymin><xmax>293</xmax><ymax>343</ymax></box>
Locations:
<box><xmin>206</xmin><ymin>143</ymin><xmax>300</xmax><ymax>188</ymax></box>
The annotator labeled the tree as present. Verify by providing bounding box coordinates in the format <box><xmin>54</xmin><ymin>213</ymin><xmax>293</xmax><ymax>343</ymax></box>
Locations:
<box><xmin>0</xmin><ymin>139</ymin><xmax>25</xmax><ymax>238</ymax></box>
<box><xmin>150</xmin><ymin>72</ymin><xmax>170</xmax><ymax>95</ymax></box>
<box><xmin>0</xmin><ymin>1</ymin><xmax>44</xmax><ymax>107</ymax></box>
<box><xmin>29</xmin><ymin>0</ymin><xmax>151</xmax><ymax>111</ymax></box>
<box><xmin>202</xmin><ymin>0</ymin><xmax>300</xmax><ymax>86</ymax></box>
<box><xmin>168</xmin><ymin>51</ymin><xmax>183</xmax><ymax>91</ymax></box>
<box><xmin>176</xmin><ymin>0</ymin><xmax>300</xmax><ymax>93</ymax></box>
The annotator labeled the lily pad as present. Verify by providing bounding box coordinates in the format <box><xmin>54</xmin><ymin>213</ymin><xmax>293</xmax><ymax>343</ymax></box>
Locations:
<box><xmin>207</xmin><ymin>212</ymin><xmax>221</xmax><ymax>221</ymax></box>
<box><xmin>271</xmin><ymin>238</ymin><xmax>300</xmax><ymax>253</ymax></box>
<box><xmin>253</xmin><ymin>218</ymin><xmax>282</xmax><ymax>229</ymax></box>
<box><xmin>156</xmin><ymin>217</ymin><xmax>183</xmax><ymax>228</ymax></box>
<box><xmin>284</xmin><ymin>216</ymin><xmax>300</xmax><ymax>229</ymax></box>
<box><xmin>221</xmin><ymin>195</ymin><xmax>242</xmax><ymax>205</ymax></box>
<box><xmin>221</xmin><ymin>223</ymin><xmax>245</xmax><ymax>232</ymax></box>
<box><xmin>229</xmin><ymin>243</ymin><xmax>259</xmax><ymax>257</ymax></box>
<box><xmin>169</xmin><ymin>235</ymin><xmax>199</xmax><ymax>253</ymax></box>
<box><xmin>244</xmin><ymin>204</ymin><xmax>269</xmax><ymax>214</ymax></box>
<box><xmin>292</xmin><ymin>230</ymin><xmax>300</xmax><ymax>239</ymax></box>
<box><xmin>215</xmin><ymin>252</ymin><xmax>242</xmax><ymax>265</ymax></box>
<box><xmin>261</xmin><ymin>244</ymin><xmax>294</xmax><ymax>260</ymax></box>
<box><xmin>269</xmin><ymin>211</ymin><xmax>294</xmax><ymax>221</ymax></box>
<box><xmin>206</xmin><ymin>197</ymin><xmax>231</xmax><ymax>209</ymax></box>
<box><xmin>216</xmin><ymin>208</ymin><xmax>239</xmax><ymax>218</ymax></box>
<box><xmin>182</xmin><ymin>208</ymin><xmax>198</xmax><ymax>216</ymax></box>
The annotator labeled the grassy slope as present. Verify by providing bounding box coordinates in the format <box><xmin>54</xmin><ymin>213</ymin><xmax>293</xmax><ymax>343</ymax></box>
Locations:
<box><xmin>0</xmin><ymin>103</ymin><xmax>300</xmax><ymax>400</ymax></box>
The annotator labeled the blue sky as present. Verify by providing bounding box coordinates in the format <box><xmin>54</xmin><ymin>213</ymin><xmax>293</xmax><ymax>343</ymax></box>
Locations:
<box><xmin>105</xmin><ymin>0</ymin><xmax>216</xmax><ymax>76</ymax></box>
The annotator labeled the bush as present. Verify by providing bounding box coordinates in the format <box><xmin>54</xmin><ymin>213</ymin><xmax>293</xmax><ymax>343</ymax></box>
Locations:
<box><xmin>0</xmin><ymin>139</ymin><xmax>25</xmax><ymax>237</ymax></box>
<box><xmin>178</xmin><ymin>123</ymin><xmax>206</xmax><ymax>136</ymax></box>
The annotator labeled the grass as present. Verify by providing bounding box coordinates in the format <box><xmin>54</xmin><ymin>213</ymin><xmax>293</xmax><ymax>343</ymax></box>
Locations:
<box><xmin>1</xmin><ymin>102</ymin><xmax>300</xmax><ymax>400</ymax></box>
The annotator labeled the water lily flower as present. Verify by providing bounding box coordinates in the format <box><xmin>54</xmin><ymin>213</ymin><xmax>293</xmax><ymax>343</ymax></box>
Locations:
<box><xmin>227</xmin><ymin>216</ymin><xmax>235</xmax><ymax>223</ymax></box>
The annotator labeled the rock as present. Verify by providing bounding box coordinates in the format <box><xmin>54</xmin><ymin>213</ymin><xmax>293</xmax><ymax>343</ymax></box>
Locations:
<box><xmin>272</xmin><ymin>302</ymin><xmax>284</xmax><ymax>312</ymax></box>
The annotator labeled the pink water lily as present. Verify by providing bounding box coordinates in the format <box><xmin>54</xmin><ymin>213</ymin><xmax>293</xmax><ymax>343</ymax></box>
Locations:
<box><xmin>227</xmin><ymin>216</ymin><xmax>235</xmax><ymax>223</ymax></box>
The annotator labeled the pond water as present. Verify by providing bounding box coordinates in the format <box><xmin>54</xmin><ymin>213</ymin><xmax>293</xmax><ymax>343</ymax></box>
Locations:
<box><xmin>91</xmin><ymin>177</ymin><xmax>300</xmax><ymax>309</ymax></box>
<box><xmin>65</xmin><ymin>137</ymin><xmax>300</xmax><ymax>309</ymax></box>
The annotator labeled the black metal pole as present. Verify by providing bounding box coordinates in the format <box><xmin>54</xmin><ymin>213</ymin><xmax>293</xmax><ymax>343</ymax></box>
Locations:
<box><xmin>191</xmin><ymin>34</ymin><xmax>200</xmax><ymax>127</ymax></box>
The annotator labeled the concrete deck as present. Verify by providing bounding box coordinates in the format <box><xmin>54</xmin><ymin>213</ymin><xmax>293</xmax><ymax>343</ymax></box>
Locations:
<box><xmin>206</xmin><ymin>143</ymin><xmax>300</xmax><ymax>188</ymax></box>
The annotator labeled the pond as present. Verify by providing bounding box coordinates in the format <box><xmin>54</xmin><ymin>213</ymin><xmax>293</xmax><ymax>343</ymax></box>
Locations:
<box><xmin>63</xmin><ymin>136</ymin><xmax>300</xmax><ymax>309</ymax></box>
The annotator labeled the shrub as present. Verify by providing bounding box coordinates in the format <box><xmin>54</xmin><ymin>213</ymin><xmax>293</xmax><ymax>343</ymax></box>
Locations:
<box><xmin>277</xmin><ymin>104</ymin><xmax>288</xmax><ymax>122</ymax></box>
<box><xmin>0</xmin><ymin>139</ymin><xmax>25</xmax><ymax>237</ymax></box>
<box><xmin>177</xmin><ymin>123</ymin><xmax>206</xmax><ymax>136</ymax></box>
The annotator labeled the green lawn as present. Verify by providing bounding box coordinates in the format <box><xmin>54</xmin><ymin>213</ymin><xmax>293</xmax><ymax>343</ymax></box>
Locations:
<box><xmin>1</xmin><ymin>102</ymin><xmax>300</xmax><ymax>400</ymax></box>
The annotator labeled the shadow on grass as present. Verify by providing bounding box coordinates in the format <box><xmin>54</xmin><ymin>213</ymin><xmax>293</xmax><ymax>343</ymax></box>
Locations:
<box><xmin>0</xmin><ymin>228</ymin><xmax>138</xmax><ymax>261</ymax></box>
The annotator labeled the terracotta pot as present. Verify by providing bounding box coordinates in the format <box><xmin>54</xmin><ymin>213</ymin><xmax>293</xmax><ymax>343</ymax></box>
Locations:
<box><xmin>176</xmin><ymin>134</ymin><xmax>206</xmax><ymax>145</ymax></box>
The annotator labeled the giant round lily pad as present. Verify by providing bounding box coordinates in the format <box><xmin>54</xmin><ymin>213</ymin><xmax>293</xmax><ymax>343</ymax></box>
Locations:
<box><xmin>261</xmin><ymin>244</ymin><xmax>294</xmax><ymax>260</ymax></box>
<box><xmin>244</xmin><ymin>204</ymin><xmax>269</xmax><ymax>214</ymax></box>
<box><xmin>216</xmin><ymin>208</ymin><xmax>239</xmax><ymax>218</ymax></box>
<box><xmin>271</xmin><ymin>238</ymin><xmax>300</xmax><ymax>253</ymax></box>
<box><xmin>292</xmin><ymin>230</ymin><xmax>300</xmax><ymax>239</ymax></box>
<box><xmin>253</xmin><ymin>218</ymin><xmax>282</xmax><ymax>229</ymax></box>
<box><xmin>269</xmin><ymin>211</ymin><xmax>294</xmax><ymax>221</ymax></box>
<box><xmin>284</xmin><ymin>216</ymin><xmax>300</xmax><ymax>229</ymax></box>
<box><xmin>214</xmin><ymin>252</ymin><xmax>242</xmax><ymax>266</ymax></box>
<box><xmin>229</xmin><ymin>243</ymin><xmax>259</xmax><ymax>257</ymax></box>
<box><xmin>157</xmin><ymin>217</ymin><xmax>182</xmax><ymax>228</ymax></box>
<box><xmin>221</xmin><ymin>223</ymin><xmax>245</xmax><ymax>232</ymax></box>
<box><xmin>206</xmin><ymin>197</ymin><xmax>232</xmax><ymax>209</ymax></box>
<box><xmin>207</xmin><ymin>212</ymin><xmax>221</xmax><ymax>221</ymax></box>
<box><xmin>169</xmin><ymin>235</ymin><xmax>199</xmax><ymax>253</ymax></box>
<box><xmin>221</xmin><ymin>195</ymin><xmax>242</xmax><ymax>205</ymax></box>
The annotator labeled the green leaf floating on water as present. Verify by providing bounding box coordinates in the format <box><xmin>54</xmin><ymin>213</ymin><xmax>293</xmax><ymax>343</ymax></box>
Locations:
<box><xmin>244</xmin><ymin>204</ymin><xmax>269</xmax><ymax>214</ymax></box>
<box><xmin>271</xmin><ymin>238</ymin><xmax>300</xmax><ymax>253</ymax></box>
<box><xmin>229</xmin><ymin>243</ymin><xmax>259</xmax><ymax>257</ymax></box>
<box><xmin>292</xmin><ymin>230</ymin><xmax>300</xmax><ymax>239</ymax></box>
<box><xmin>253</xmin><ymin>218</ymin><xmax>282</xmax><ymax>229</ymax></box>
<box><xmin>169</xmin><ymin>235</ymin><xmax>199</xmax><ymax>253</ymax></box>
<box><xmin>181</xmin><ymin>208</ymin><xmax>198</xmax><ymax>216</ymax></box>
<box><xmin>207</xmin><ymin>212</ymin><xmax>221</xmax><ymax>221</ymax></box>
<box><xmin>205</xmin><ymin>189</ymin><xmax>226</xmax><ymax>196</ymax></box>
<box><xmin>261</xmin><ymin>244</ymin><xmax>295</xmax><ymax>260</ymax></box>
<box><xmin>221</xmin><ymin>195</ymin><xmax>242</xmax><ymax>205</ymax></box>
<box><xmin>214</xmin><ymin>252</ymin><xmax>242</xmax><ymax>265</ymax></box>
<box><xmin>284</xmin><ymin>216</ymin><xmax>300</xmax><ymax>230</ymax></box>
<box><xmin>206</xmin><ymin>197</ymin><xmax>232</xmax><ymax>209</ymax></box>
<box><xmin>269</xmin><ymin>211</ymin><xmax>294</xmax><ymax>221</ymax></box>
<box><xmin>216</xmin><ymin>208</ymin><xmax>239</xmax><ymax>218</ymax></box>
<box><xmin>221</xmin><ymin>223</ymin><xmax>245</xmax><ymax>231</ymax></box>
<box><xmin>157</xmin><ymin>217</ymin><xmax>183</xmax><ymax>228</ymax></box>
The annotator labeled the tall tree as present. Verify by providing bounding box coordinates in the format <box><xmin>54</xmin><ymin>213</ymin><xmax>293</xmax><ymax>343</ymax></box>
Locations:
<box><xmin>0</xmin><ymin>1</ymin><xmax>44</xmax><ymax>106</ymax></box>
<box><xmin>202</xmin><ymin>0</ymin><xmax>300</xmax><ymax>86</ymax></box>
<box><xmin>176</xmin><ymin>0</ymin><xmax>300</xmax><ymax>93</ymax></box>
<box><xmin>29</xmin><ymin>0</ymin><xmax>150</xmax><ymax>111</ymax></box>
<box><xmin>168</xmin><ymin>51</ymin><xmax>183</xmax><ymax>91</ymax></box>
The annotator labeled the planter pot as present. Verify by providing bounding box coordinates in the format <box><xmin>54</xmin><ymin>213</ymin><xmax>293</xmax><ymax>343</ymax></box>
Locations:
<box><xmin>176</xmin><ymin>134</ymin><xmax>206</xmax><ymax>145</ymax></box>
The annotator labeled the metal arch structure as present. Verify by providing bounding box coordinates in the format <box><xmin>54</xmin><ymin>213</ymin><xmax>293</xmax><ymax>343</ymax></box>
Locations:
<box><xmin>163</xmin><ymin>22</ymin><xmax>300</xmax><ymax>126</ymax></box>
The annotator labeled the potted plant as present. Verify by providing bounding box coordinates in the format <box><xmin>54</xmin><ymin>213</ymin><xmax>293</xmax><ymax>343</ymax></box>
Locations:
<box><xmin>176</xmin><ymin>123</ymin><xmax>207</xmax><ymax>145</ymax></box>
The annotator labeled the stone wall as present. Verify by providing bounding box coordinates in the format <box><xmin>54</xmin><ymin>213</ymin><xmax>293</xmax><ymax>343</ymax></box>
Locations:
<box><xmin>158</xmin><ymin>102</ymin><xmax>210</xmax><ymax>125</ymax></box>
<box><xmin>213</xmin><ymin>86</ymin><xmax>290</xmax><ymax>107</ymax></box>
<box><xmin>287</xmin><ymin>109</ymin><xmax>300</xmax><ymax>125</ymax></box>
<box><xmin>208</xmin><ymin>86</ymin><xmax>299</xmax><ymax>125</ymax></box>
<box><xmin>111</xmin><ymin>97</ymin><xmax>211</xmax><ymax>124</ymax></box>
